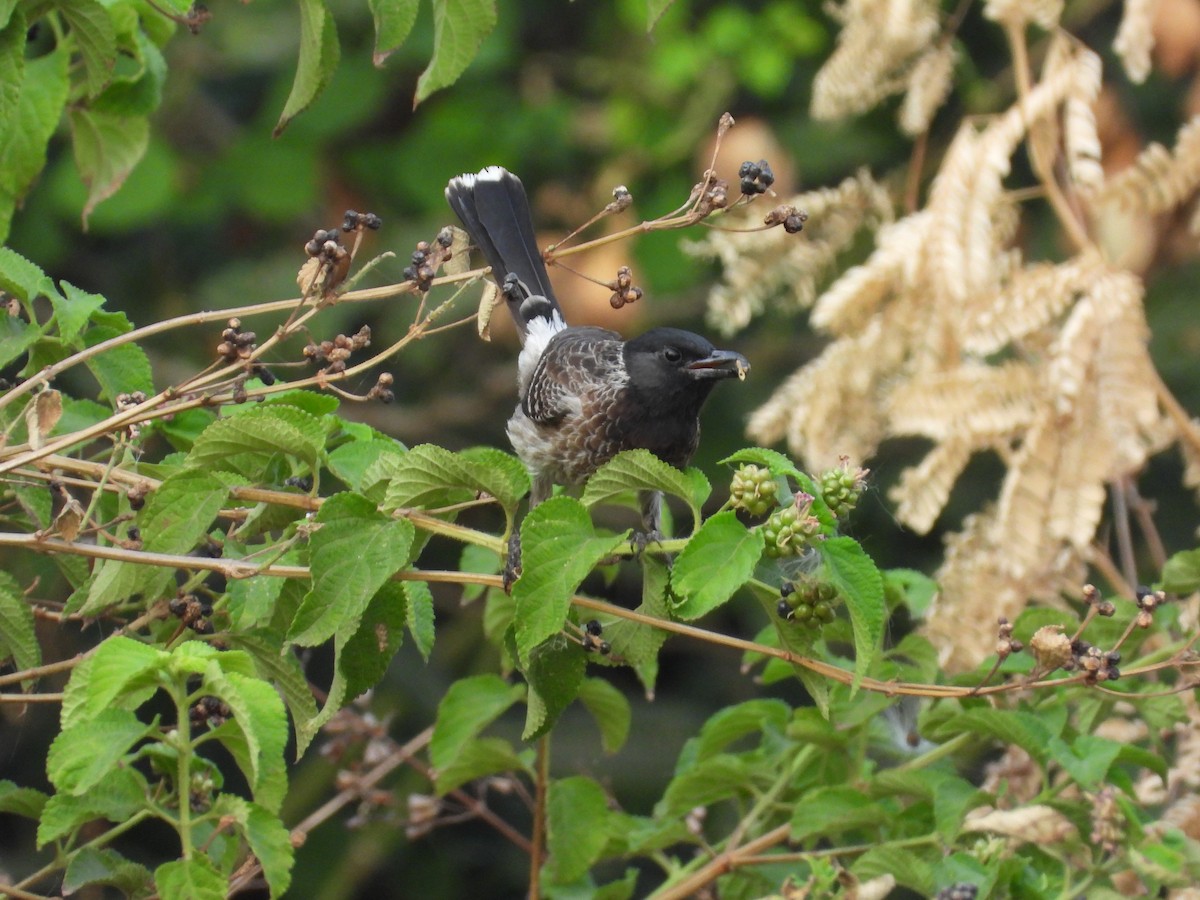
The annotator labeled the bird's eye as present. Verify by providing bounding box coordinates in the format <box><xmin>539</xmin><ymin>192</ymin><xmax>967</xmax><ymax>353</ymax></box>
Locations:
<box><xmin>663</xmin><ymin>347</ymin><xmax>682</xmax><ymax>364</ymax></box>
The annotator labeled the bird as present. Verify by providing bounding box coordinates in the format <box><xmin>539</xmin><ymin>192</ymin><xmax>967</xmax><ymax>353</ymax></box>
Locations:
<box><xmin>445</xmin><ymin>166</ymin><xmax>748</xmax><ymax>577</ymax></box>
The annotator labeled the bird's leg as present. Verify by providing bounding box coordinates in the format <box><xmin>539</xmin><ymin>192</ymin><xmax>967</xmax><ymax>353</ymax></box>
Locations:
<box><xmin>504</xmin><ymin>475</ymin><xmax>554</xmax><ymax>592</ymax></box>
<box><xmin>631</xmin><ymin>490</ymin><xmax>668</xmax><ymax>559</ymax></box>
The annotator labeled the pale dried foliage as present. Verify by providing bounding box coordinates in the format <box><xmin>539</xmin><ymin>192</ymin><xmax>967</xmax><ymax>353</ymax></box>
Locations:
<box><xmin>899</xmin><ymin>44</ymin><xmax>957</xmax><ymax>136</ymax></box>
<box><xmin>698</xmin><ymin>15</ymin><xmax>1200</xmax><ymax>667</ymax></box>
<box><xmin>1114</xmin><ymin>0</ymin><xmax>1160</xmax><ymax>83</ymax></box>
<box><xmin>811</xmin><ymin>0</ymin><xmax>940</xmax><ymax>123</ymax></box>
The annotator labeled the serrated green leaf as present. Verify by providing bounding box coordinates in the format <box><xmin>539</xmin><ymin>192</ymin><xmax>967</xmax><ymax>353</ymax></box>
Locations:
<box><xmin>659</xmin><ymin>754</ymin><xmax>750</xmax><ymax>816</ymax></box>
<box><xmin>78</xmin><ymin>470</ymin><xmax>229</xmax><ymax>615</ymax></box>
<box><xmin>0</xmin><ymin>245</ymin><xmax>59</xmax><ymax>304</ymax></box>
<box><xmin>404</xmin><ymin>578</ymin><xmax>436</xmax><ymax>661</ymax></box>
<box><xmin>63</xmin><ymin>847</ymin><xmax>153</xmax><ymax>897</ymax></box>
<box><xmin>791</xmin><ymin>785</ymin><xmax>883</xmax><ymax>840</ymax></box>
<box><xmin>523</xmin><ymin>635</ymin><xmax>586</xmax><ymax>741</ymax></box>
<box><xmin>69</xmin><ymin>107</ymin><xmax>148</xmax><ymax>228</ymax></box>
<box><xmin>548</xmin><ymin>776</ymin><xmax>612</xmax><ymax>883</ymax></box>
<box><xmin>64</xmin><ymin>636</ymin><xmax>164</xmax><ymax>727</ymax></box>
<box><xmin>93</xmin><ymin>29</ymin><xmax>165</xmax><ymax>117</ymax></box>
<box><xmin>82</xmin><ymin>322</ymin><xmax>154</xmax><ymax>400</ymax></box>
<box><xmin>820</xmin><ymin>537</ymin><xmax>884</xmax><ymax>681</ymax></box>
<box><xmin>0</xmin><ymin>780</ymin><xmax>48</xmax><ymax>819</ymax></box>
<box><xmin>512</xmin><ymin>497</ymin><xmax>627</xmax><ymax>664</ymax></box>
<box><xmin>47</xmin><ymin>708</ymin><xmax>148</xmax><ymax>795</ymax></box>
<box><xmin>154</xmin><ymin>857</ymin><xmax>225</xmax><ymax>900</ymax></box>
<box><xmin>37</xmin><ymin>766</ymin><xmax>146</xmax><ymax>846</ymax></box>
<box><xmin>578</xmin><ymin>678</ymin><xmax>631</xmax><ymax>755</ymax></box>
<box><xmin>382</xmin><ymin>444</ymin><xmax>529</xmax><ymax>527</ymax></box>
<box><xmin>203</xmin><ymin>667</ymin><xmax>289</xmax><ymax>812</ymax></box>
<box><xmin>213</xmin><ymin>795</ymin><xmax>294</xmax><ymax>896</ymax></box>
<box><xmin>0</xmin><ymin>49</ymin><xmax>69</xmax><ymax>244</ymax></box>
<box><xmin>946</xmin><ymin>708</ymin><xmax>1056</xmax><ymax>763</ymax></box>
<box><xmin>369</xmin><ymin>0</ymin><xmax>420</xmax><ymax>65</ymax></box>
<box><xmin>289</xmin><ymin>492</ymin><xmax>413</xmax><ymax>646</ymax></box>
<box><xmin>53</xmin><ymin>281</ymin><xmax>107</xmax><ymax>345</ymax></box>
<box><xmin>227</xmin><ymin>571</ymin><xmax>288</xmax><ymax>630</ymax></box>
<box><xmin>591</xmin><ymin>556</ymin><xmax>671</xmax><ymax>696</ymax></box>
<box><xmin>274</xmin><ymin>0</ymin><xmax>340</xmax><ymax>136</ymax></box>
<box><xmin>227</xmin><ymin>630</ymin><xmax>318</xmax><ymax>752</ymax></box>
<box><xmin>187</xmin><ymin>404</ymin><xmax>326</xmax><ymax>481</ymax></box>
<box><xmin>691</xmin><ymin>699</ymin><xmax>789</xmax><ymax>762</ymax></box>
<box><xmin>415</xmin><ymin>0</ymin><xmax>497</xmax><ymax>104</ymax></box>
<box><xmin>1115</xmin><ymin>740</ymin><xmax>1169</xmax><ymax>783</ymax></box>
<box><xmin>58</xmin><ymin>0</ymin><xmax>116</xmax><ymax>96</ymax></box>
<box><xmin>339</xmin><ymin>580</ymin><xmax>406</xmax><ymax>701</ymax></box>
<box><xmin>430</xmin><ymin>674</ymin><xmax>524</xmax><ymax>771</ymax></box>
<box><xmin>1048</xmin><ymin>734</ymin><xmax>1121</xmax><ymax>790</ymax></box>
<box><xmin>1163</xmin><ymin>548</ymin><xmax>1200</xmax><ymax>595</ymax></box>
<box><xmin>0</xmin><ymin>570</ymin><xmax>39</xmax><ymax>680</ymax></box>
<box><xmin>327</xmin><ymin>438</ymin><xmax>405</xmax><ymax>492</ymax></box>
<box><xmin>853</xmin><ymin>844</ymin><xmax>935</xmax><ymax>895</ymax></box>
<box><xmin>932</xmin><ymin>775</ymin><xmax>986</xmax><ymax>842</ymax></box>
<box><xmin>0</xmin><ymin>11</ymin><xmax>24</xmax><ymax>135</ymax></box>
<box><xmin>582</xmin><ymin>450</ymin><xmax>710</xmax><ymax>530</ymax></box>
<box><xmin>671</xmin><ymin>511</ymin><xmax>764</xmax><ymax>619</ymax></box>
<box><xmin>433</xmin><ymin>736</ymin><xmax>530</xmax><ymax>795</ymax></box>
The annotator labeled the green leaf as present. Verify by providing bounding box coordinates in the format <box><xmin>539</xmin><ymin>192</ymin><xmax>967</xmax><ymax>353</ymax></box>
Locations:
<box><xmin>37</xmin><ymin>766</ymin><xmax>146</xmax><ymax>846</ymax></box>
<box><xmin>228</xmin><ymin>572</ymin><xmax>288</xmax><ymax>629</ymax></box>
<box><xmin>512</xmin><ymin>497</ymin><xmax>627</xmax><ymax>664</ymax></box>
<box><xmin>187</xmin><ymin>404</ymin><xmax>326</xmax><ymax>481</ymax></box>
<box><xmin>78</xmin><ymin>470</ymin><xmax>229</xmax><ymax>615</ymax></box>
<box><xmin>154</xmin><ymin>857</ymin><xmax>225</xmax><ymax>900</ymax></box>
<box><xmin>53</xmin><ymin>281</ymin><xmax>107</xmax><ymax>345</ymax></box>
<box><xmin>339</xmin><ymin>580</ymin><xmax>407</xmax><ymax>701</ymax></box>
<box><xmin>645</xmin><ymin>0</ymin><xmax>677</xmax><ymax>31</ymax></box>
<box><xmin>671</xmin><ymin>511</ymin><xmax>764</xmax><ymax>619</ymax></box>
<box><xmin>523</xmin><ymin>635</ymin><xmax>586</xmax><ymax>741</ymax></box>
<box><xmin>430</xmin><ymin>674</ymin><xmax>524</xmax><ymax>770</ymax></box>
<box><xmin>933</xmin><ymin>775</ymin><xmax>987</xmax><ymax>842</ymax></box>
<box><xmin>63</xmin><ymin>847</ymin><xmax>153</xmax><ymax>897</ymax></box>
<box><xmin>791</xmin><ymin>786</ymin><xmax>884</xmax><ymax>840</ymax></box>
<box><xmin>58</xmin><ymin>0</ymin><xmax>116</xmax><ymax>96</ymax></box>
<box><xmin>819</xmin><ymin>537</ymin><xmax>885</xmax><ymax>681</ymax></box>
<box><xmin>289</xmin><ymin>492</ymin><xmax>414</xmax><ymax>646</ymax></box>
<box><xmin>0</xmin><ymin>11</ymin><xmax>24</xmax><ymax>137</ymax></box>
<box><xmin>68</xmin><ymin>107</ymin><xmax>149</xmax><ymax>228</ymax></box>
<box><xmin>945</xmin><ymin>708</ymin><xmax>1056</xmax><ymax>763</ymax></box>
<box><xmin>1162</xmin><ymin>548</ymin><xmax>1200</xmax><ymax>594</ymax></box>
<box><xmin>592</xmin><ymin>556</ymin><xmax>671</xmax><ymax>696</ymax></box>
<box><xmin>382</xmin><ymin>444</ymin><xmax>529</xmax><ymax>528</ymax></box>
<box><xmin>691</xmin><ymin>699</ymin><xmax>789</xmax><ymax>762</ymax></box>
<box><xmin>82</xmin><ymin>322</ymin><xmax>154</xmax><ymax>400</ymax></box>
<box><xmin>203</xmin><ymin>667</ymin><xmax>289</xmax><ymax>812</ymax></box>
<box><xmin>47</xmin><ymin>708</ymin><xmax>149</xmax><ymax>795</ymax></box>
<box><xmin>0</xmin><ymin>570</ymin><xmax>39</xmax><ymax>679</ymax></box>
<box><xmin>578</xmin><ymin>678</ymin><xmax>631</xmax><ymax>755</ymax></box>
<box><xmin>63</xmin><ymin>635</ymin><xmax>165</xmax><ymax>727</ymax></box>
<box><xmin>1115</xmin><ymin>741</ymin><xmax>1169</xmax><ymax>784</ymax></box>
<box><xmin>433</xmin><ymin>736</ymin><xmax>530</xmax><ymax>796</ymax></box>
<box><xmin>369</xmin><ymin>0</ymin><xmax>420</xmax><ymax>65</ymax></box>
<box><xmin>0</xmin><ymin>779</ymin><xmax>48</xmax><ymax>819</ymax></box>
<box><xmin>274</xmin><ymin>0</ymin><xmax>340</xmax><ymax>136</ymax></box>
<box><xmin>227</xmin><ymin>630</ymin><xmax>318</xmax><ymax>750</ymax></box>
<box><xmin>853</xmin><ymin>844</ymin><xmax>935</xmax><ymax>895</ymax></box>
<box><xmin>0</xmin><ymin>48</ymin><xmax>69</xmax><ymax>244</ymax></box>
<box><xmin>547</xmin><ymin>776</ymin><xmax>612</xmax><ymax>883</ymax></box>
<box><xmin>404</xmin><ymin>578</ymin><xmax>436</xmax><ymax>661</ymax></box>
<box><xmin>414</xmin><ymin>0</ymin><xmax>498</xmax><ymax>105</ymax></box>
<box><xmin>0</xmin><ymin>245</ymin><xmax>60</xmax><ymax>304</ymax></box>
<box><xmin>327</xmin><ymin>438</ymin><xmax>405</xmax><ymax>492</ymax></box>
<box><xmin>93</xmin><ymin>29</ymin><xmax>166</xmax><ymax>117</ymax></box>
<box><xmin>660</xmin><ymin>754</ymin><xmax>750</xmax><ymax>816</ymax></box>
<box><xmin>582</xmin><ymin>450</ymin><xmax>710</xmax><ymax>530</ymax></box>
<box><xmin>1047</xmin><ymin>734</ymin><xmax>1121</xmax><ymax>790</ymax></box>
<box><xmin>213</xmin><ymin>795</ymin><xmax>294</xmax><ymax>896</ymax></box>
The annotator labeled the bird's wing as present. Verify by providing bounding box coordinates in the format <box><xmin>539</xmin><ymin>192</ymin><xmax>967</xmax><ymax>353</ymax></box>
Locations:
<box><xmin>522</xmin><ymin>327</ymin><xmax>625</xmax><ymax>424</ymax></box>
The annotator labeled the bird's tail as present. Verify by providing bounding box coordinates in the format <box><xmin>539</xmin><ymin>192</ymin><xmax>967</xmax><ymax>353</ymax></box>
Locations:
<box><xmin>445</xmin><ymin>167</ymin><xmax>563</xmax><ymax>341</ymax></box>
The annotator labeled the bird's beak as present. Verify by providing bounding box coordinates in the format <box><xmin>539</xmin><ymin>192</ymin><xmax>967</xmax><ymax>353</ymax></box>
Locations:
<box><xmin>687</xmin><ymin>349</ymin><xmax>750</xmax><ymax>381</ymax></box>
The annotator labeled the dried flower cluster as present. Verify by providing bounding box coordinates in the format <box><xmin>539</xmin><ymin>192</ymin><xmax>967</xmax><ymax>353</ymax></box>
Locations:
<box><xmin>693</xmin><ymin>3</ymin><xmax>1200</xmax><ymax>667</ymax></box>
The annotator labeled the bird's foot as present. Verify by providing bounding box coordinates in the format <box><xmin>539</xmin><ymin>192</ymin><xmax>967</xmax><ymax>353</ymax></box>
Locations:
<box><xmin>630</xmin><ymin>529</ymin><xmax>668</xmax><ymax>559</ymax></box>
<box><xmin>502</xmin><ymin>530</ymin><xmax>522</xmax><ymax>593</ymax></box>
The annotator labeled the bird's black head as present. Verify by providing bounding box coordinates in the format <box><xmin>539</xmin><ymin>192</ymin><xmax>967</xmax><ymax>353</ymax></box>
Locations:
<box><xmin>622</xmin><ymin>327</ymin><xmax>749</xmax><ymax>420</ymax></box>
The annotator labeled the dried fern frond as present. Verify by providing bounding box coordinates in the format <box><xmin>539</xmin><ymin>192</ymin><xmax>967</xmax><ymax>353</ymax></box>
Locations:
<box><xmin>983</xmin><ymin>0</ymin><xmax>1064</xmax><ymax>29</ymax></box>
<box><xmin>886</xmin><ymin>361</ymin><xmax>1041</xmax><ymax>442</ymax></box>
<box><xmin>899</xmin><ymin>43</ymin><xmax>957</xmax><ymax>136</ymax></box>
<box><xmin>691</xmin><ymin>170</ymin><xmax>893</xmax><ymax>335</ymax></box>
<box><xmin>1101</xmin><ymin>116</ymin><xmax>1200</xmax><ymax>214</ymax></box>
<box><xmin>812</xmin><ymin>0</ymin><xmax>941</xmax><ymax>121</ymax></box>
<box><xmin>890</xmin><ymin>438</ymin><xmax>975</xmax><ymax>533</ymax></box>
<box><xmin>1114</xmin><ymin>0</ymin><xmax>1159</xmax><ymax>84</ymax></box>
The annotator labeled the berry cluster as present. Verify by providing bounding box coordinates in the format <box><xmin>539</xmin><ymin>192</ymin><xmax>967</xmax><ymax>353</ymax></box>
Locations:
<box><xmin>764</xmin><ymin>204</ymin><xmax>808</xmax><ymax>234</ymax></box>
<box><xmin>730</xmin><ymin>464</ymin><xmax>779</xmax><ymax>517</ymax></box>
<box><xmin>342</xmin><ymin>209</ymin><xmax>382</xmax><ymax>232</ymax></box>
<box><xmin>819</xmin><ymin>457</ymin><xmax>868</xmax><ymax>518</ymax></box>
<box><xmin>303</xmin><ymin>326</ymin><xmax>372</xmax><ymax>375</ymax></box>
<box><xmin>367</xmin><ymin>371</ymin><xmax>395</xmax><ymax>404</ymax></box>
<box><xmin>169</xmin><ymin>590</ymin><xmax>214</xmax><ymax>635</ymax></box>
<box><xmin>762</xmin><ymin>493</ymin><xmax>822</xmax><ymax>558</ymax></box>
<box><xmin>580</xmin><ymin>619</ymin><xmax>610</xmax><ymax>655</ymax></box>
<box><xmin>189</xmin><ymin>695</ymin><xmax>231</xmax><ymax>732</ymax></box>
<box><xmin>776</xmin><ymin>579</ymin><xmax>840</xmax><ymax>630</ymax></box>
<box><xmin>609</xmin><ymin>266</ymin><xmax>643</xmax><ymax>310</ymax></box>
<box><xmin>995</xmin><ymin>617</ymin><xmax>1024</xmax><ymax>659</ymax></box>
<box><xmin>1134</xmin><ymin>585</ymin><xmax>1165</xmax><ymax>629</ymax></box>
<box><xmin>738</xmin><ymin>159</ymin><xmax>775</xmax><ymax>196</ymax></box>
<box><xmin>216</xmin><ymin>318</ymin><xmax>256</xmax><ymax>363</ymax></box>
<box><xmin>1065</xmin><ymin>639</ymin><xmax>1122</xmax><ymax>684</ymax></box>
<box><xmin>404</xmin><ymin>229</ymin><xmax>454</xmax><ymax>292</ymax></box>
